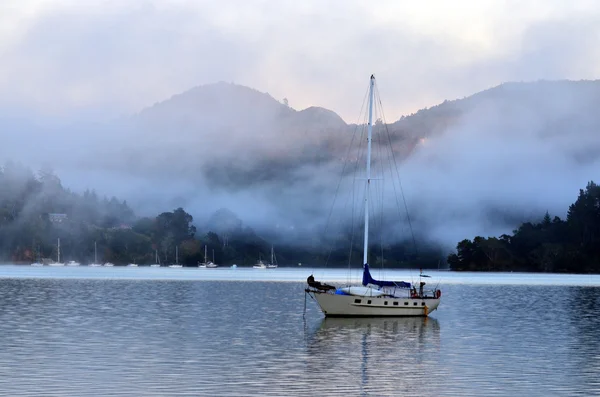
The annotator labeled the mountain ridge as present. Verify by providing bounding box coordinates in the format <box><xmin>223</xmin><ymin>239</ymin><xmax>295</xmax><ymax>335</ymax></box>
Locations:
<box><xmin>4</xmin><ymin>78</ymin><xmax>600</xmax><ymax>248</ymax></box>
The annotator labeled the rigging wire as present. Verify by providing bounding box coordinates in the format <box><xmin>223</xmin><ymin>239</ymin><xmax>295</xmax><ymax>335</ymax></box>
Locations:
<box><xmin>320</xmin><ymin>78</ymin><xmax>422</xmax><ymax>287</ymax></box>
<box><xmin>373</xmin><ymin>83</ymin><xmax>420</xmax><ymax>286</ymax></box>
<box><xmin>339</xmin><ymin>111</ymin><xmax>367</xmax><ymax>285</ymax></box>
<box><xmin>347</xmin><ymin>111</ymin><xmax>369</xmax><ymax>284</ymax></box>
<box><xmin>346</xmin><ymin>108</ymin><xmax>370</xmax><ymax>284</ymax></box>
<box><xmin>322</xmin><ymin>85</ymin><xmax>370</xmax><ymax>279</ymax></box>
<box><xmin>375</xmin><ymin>84</ymin><xmax>419</xmax><ymax>259</ymax></box>
<box><xmin>373</xmin><ymin>98</ymin><xmax>388</xmax><ymax>281</ymax></box>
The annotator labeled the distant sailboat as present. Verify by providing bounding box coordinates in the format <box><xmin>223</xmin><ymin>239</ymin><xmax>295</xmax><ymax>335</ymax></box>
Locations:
<box><xmin>198</xmin><ymin>245</ymin><xmax>207</xmax><ymax>268</ymax></box>
<box><xmin>169</xmin><ymin>246</ymin><xmax>183</xmax><ymax>268</ymax></box>
<box><xmin>253</xmin><ymin>252</ymin><xmax>267</xmax><ymax>269</ymax></box>
<box><xmin>198</xmin><ymin>245</ymin><xmax>217</xmax><ymax>268</ymax></box>
<box><xmin>31</xmin><ymin>245</ymin><xmax>43</xmax><ymax>266</ymax></box>
<box><xmin>48</xmin><ymin>238</ymin><xmax>64</xmax><ymax>266</ymax></box>
<box><xmin>266</xmin><ymin>245</ymin><xmax>278</xmax><ymax>269</ymax></box>
<box><xmin>151</xmin><ymin>249</ymin><xmax>161</xmax><ymax>267</ymax></box>
<box><xmin>206</xmin><ymin>249</ymin><xmax>218</xmax><ymax>268</ymax></box>
<box><xmin>89</xmin><ymin>241</ymin><xmax>102</xmax><ymax>266</ymax></box>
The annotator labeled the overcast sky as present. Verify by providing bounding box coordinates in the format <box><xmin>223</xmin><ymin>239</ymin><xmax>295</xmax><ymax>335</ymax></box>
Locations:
<box><xmin>1</xmin><ymin>0</ymin><xmax>600</xmax><ymax>122</ymax></box>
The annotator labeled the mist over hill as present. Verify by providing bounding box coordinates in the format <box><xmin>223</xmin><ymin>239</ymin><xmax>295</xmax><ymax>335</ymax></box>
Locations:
<box><xmin>2</xmin><ymin>79</ymin><xmax>600</xmax><ymax>250</ymax></box>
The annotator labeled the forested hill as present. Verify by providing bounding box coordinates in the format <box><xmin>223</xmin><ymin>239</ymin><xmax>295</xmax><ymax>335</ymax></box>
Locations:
<box><xmin>103</xmin><ymin>79</ymin><xmax>600</xmax><ymax>200</ymax></box>
<box><xmin>0</xmin><ymin>165</ymin><xmax>318</xmax><ymax>265</ymax></box>
<box><xmin>4</xmin><ymin>79</ymin><xmax>600</xmax><ymax>268</ymax></box>
<box><xmin>7</xmin><ymin>162</ymin><xmax>600</xmax><ymax>273</ymax></box>
<box><xmin>0</xmin><ymin>164</ymin><xmax>268</xmax><ymax>265</ymax></box>
<box><xmin>390</xmin><ymin>79</ymin><xmax>600</xmax><ymax>142</ymax></box>
<box><xmin>0</xmin><ymin>163</ymin><xmax>445</xmax><ymax>267</ymax></box>
<box><xmin>448</xmin><ymin>181</ymin><xmax>600</xmax><ymax>273</ymax></box>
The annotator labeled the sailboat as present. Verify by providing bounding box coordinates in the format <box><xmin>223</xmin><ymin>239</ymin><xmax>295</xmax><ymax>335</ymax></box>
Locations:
<box><xmin>198</xmin><ymin>245</ymin><xmax>208</xmax><ymax>268</ymax></box>
<box><xmin>31</xmin><ymin>245</ymin><xmax>43</xmax><ymax>266</ymax></box>
<box><xmin>266</xmin><ymin>245</ymin><xmax>278</xmax><ymax>269</ymax></box>
<box><xmin>253</xmin><ymin>253</ymin><xmax>267</xmax><ymax>269</ymax></box>
<box><xmin>89</xmin><ymin>241</ymin><xmax>102</xmax><ymax>266</ymax></box>
<box><xmin>305</xmin><ymin>75</ymin><xmax>441</xmax><ymax>317</ymax></box>
<box><xmin>206</xmin><ymin>249</ymin><xmax>218</xmax><ymax>268</ymax></box>
<box><xmin>169</xmin><ymin>246</ymin><xmax>183</xmax><ymax>268</ymax></box>
<box><xmin>48</xmin><ymin>238</ymin><xmax>65</xmax><ymax>266</ymax></box>
<box><xmin>198</xmin><ymin>245</ymin><xmax>218</xmax><ymax>268</ymax></box>
<box><xmin>151</xmin><ymin>249</ymin><xmax>161</xmax><ymax>267</ymax></box>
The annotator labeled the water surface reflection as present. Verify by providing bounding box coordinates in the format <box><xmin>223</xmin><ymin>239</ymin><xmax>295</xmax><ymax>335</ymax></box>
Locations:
<box><xmin>0</xmin><ymin>278</ymin><xmax>599</xmax><ymax>396</ymax></box>
<box><xmin>305</xmin><ymin>317</ymin><xmax>441</xmax><ymax>396</ymax></box>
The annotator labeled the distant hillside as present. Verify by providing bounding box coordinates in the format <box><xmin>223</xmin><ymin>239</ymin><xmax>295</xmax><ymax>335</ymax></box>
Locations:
<box><xmin>101</xmin><ymin>82</ymin><xmax>350</xmax><ymax>185</ymax></box>
<box><xmin>5</xmin><ymin>78</ymin><xmax>600</xmax><ymax>248</ymax></box>
<box><xmin>108</xmin><ymin>79</ymin><xmax>600</xmax><ymax>187</ymax></box>
<box><xmin>391</xmin><ymin>80</ymin><xmax>600</xmax><ymax>158</ymax></box>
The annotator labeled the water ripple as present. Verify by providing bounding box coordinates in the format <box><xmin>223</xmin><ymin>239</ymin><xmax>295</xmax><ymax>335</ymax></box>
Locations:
<box><xmin>0</xmin><ymin>278</ymin><xmax>598</xmax><ymax>396</ymax></box>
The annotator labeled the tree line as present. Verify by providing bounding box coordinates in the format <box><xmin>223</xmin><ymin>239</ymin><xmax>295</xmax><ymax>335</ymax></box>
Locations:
<box><xmin>448</xmin><ymin>181</ymin><xmax>600</xmax><ymax>273</ymax></box>
<box><xmin>0</xmin><ymin>162</ymin><xmax>278</xmax><ymax>265</ymax></box>
<box><xmin>0</xmin><ymin>162</ymin><xmax>447</xmax><ymax>267</ymax></box>
<box><xmin>0</xmin><ymin>163</ymin><xmax>331</xmax><ymax>265</ymax></box>
<box><xmin>10</xmin><ymin>162</ymin><xmax>597</xmax><ymax>272</ymax></box>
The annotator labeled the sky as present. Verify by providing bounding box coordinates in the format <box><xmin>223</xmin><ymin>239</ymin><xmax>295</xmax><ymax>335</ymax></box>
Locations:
<box><xmin>2</xmin><ymin>0</ymin><xmax>600</xmax><ymax>122</ymax></box>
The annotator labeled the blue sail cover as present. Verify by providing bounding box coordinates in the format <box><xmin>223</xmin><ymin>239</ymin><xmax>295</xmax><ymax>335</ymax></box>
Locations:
<box><xmin>362</xmin><ymin>263</ymin><xmax>411</xmax><ymax>288</ymax></box>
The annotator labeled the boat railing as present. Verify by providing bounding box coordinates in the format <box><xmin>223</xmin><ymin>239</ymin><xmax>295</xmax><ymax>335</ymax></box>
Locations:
<box><xmin>410</xmin><ymin>286</ymin><xmax>442</xmax><ymax>299</ymax></box>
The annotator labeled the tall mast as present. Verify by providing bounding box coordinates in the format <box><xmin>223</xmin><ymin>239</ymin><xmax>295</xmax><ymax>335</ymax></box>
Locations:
<box><xmin>176</xmin><ymin>246</ymin><xmax>179</xmax><ymax>265</ymax></box>
<box><xmin>363</xmin><ymin>75</ymin><xmax>375</xmax><ymax>266</ymax></box>
<box><xmin>57</xmin><ymin>238</ymin><xmax>61</xmax><ymax>263</ymax></box>
<box><xmin>94</xmin><ymin>241</ymin><xmax>97</xmax><ymax>263</ymax></box>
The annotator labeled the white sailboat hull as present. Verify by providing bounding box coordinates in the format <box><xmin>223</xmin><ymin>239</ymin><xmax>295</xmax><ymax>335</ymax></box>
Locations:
<box><xmin>310</xmin><ymin>291</ymin><xmax>440</xmax><ymax>317</ymax></box>
<box><xmin>253</xmin><ymin>259</ymin><xmax>267</xmax><ymax>269</ymax></box>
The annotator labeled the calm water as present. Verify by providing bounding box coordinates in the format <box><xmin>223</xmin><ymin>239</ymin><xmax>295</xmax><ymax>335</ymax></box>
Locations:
<box><xmin>0</xmin><ymin>266</ymin><xmax>599</xmax><ymax>396</ymax></box>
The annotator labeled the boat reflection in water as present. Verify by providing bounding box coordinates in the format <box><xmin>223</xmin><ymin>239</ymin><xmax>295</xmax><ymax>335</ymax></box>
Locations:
<box><xmin>304</xmin><ymin>316</ymin><xmax>441</xmax><ymax>395</ymax></box>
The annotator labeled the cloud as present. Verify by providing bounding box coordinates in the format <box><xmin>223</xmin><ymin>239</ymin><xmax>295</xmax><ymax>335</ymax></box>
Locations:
<box><xmin>2</xmin><ymin>1</ymin><xmax>600</xmax><ymax>122</ymax></box>
<box><xmin>398</xmin><ymin>81</ymin><xmax>600</xmax><ymax>247</ymax></box>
